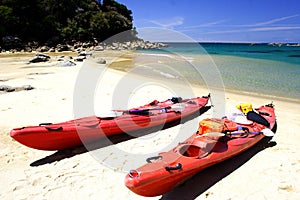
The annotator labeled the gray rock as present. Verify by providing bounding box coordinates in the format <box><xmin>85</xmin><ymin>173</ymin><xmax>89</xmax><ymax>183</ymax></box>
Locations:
<box><xmin>5</xmin><ymin>87</ymin><xmax>15</xmax><ymax>92</ymax></box>
<box><xmin>0</xmin><ymin>85</ymin><xmax>15</xmax><ymax>92</ymax></box>
<box><xmin>78</xmin><ymin>51</ymin><xmax>92</xmax><ymax>56</ymax></box>
<box><xmin>0</xmin><ymin>85</ymin><xmax>9</xmax><ymax>91</ymax></box>
<box><xmin>35</xmin><ymin>53</ymin><xmax>50</xmax><ymax>59</ymax></box>
<box><xmin>94</xmin><ymin>57</ymin><xmax>106</xmax><ymax>64</ymax></box>
<box><xmin>23</xmin><ymin>47</ymin><xmax>32</xmax><ymax>52</ymax></box>
<box><xmin>22</xmin><ymin>85</ymin><xmax>34</xmax><ymax>90</ymax></box>
<box><xmin>56</xmin><ymin>44</ymin><xmax>69</xmax><ymax>52</ymax></box>
<box><xmin>60</xmin><ymin>60</ymin><xmax>76</xmax><ymax>67</ymax></box>
<box><xmin>49</xmin><ymin>47</ymin><xmax>55</xmax><ymax>52</ymax></box>
<box><xmin>57</xmin><ymin>56</ymin><xmax>65</xmax><ymax>61</ymax></box>
<box><xmin>39</xmin><ymin>46</ymin><xmax>50</xmax><ymax>52</ymax></box>
<box><xmin>82</xmin><ymin>42</ymin><xmax>92</xmax><ymax>48</ymax></box>
<box><xmin>94</xmin><ymin>45</ymin><xmax>104</xmax><ymax>51</ymax></box>
<box><xmin>0</xmin><ymin>85</ymin><xmax>34</xmax><ymax>93</ymax></box>
<box><xmin>29</xmin><ymin>54</ymin><xmax>50</xmax><ymax>63</ymax></box>
<box><xmin>74</xmin><ymin>56</ymin><xmax>86</xmax><ymax>62</ymax></box>
<box><xmin>65</xmin><ymin>56</ymin><xmax>73</xmax><ymax>60</ymax></box>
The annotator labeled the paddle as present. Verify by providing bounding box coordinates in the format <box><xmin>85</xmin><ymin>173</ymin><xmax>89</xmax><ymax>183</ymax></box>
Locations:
<box><xmin>97</xmin><ymin>102</ymin><xmax>187</xmax><ymax>118</ymax></box>
<box><xmin>228</xmin><ymin>128</ymin><xmax>275</xmax><ymax>137</ymax></box>
<box><xmin>202</xmin><ymin>128</ymin><xmax>275</xmax><ymax>138</ymax></box>
<box><xmin>113</xmin><ymin>105</ymin><xmax>179</xmax><ymax>114</ymax></box>
<box><xmin>130</xmin><ymin>107</ymin><xmax>170</xmax><ymax>113</ymax></box>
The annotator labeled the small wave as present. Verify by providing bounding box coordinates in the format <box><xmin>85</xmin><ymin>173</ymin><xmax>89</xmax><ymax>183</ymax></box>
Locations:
<box><xmin>159</xmin><ymin>71</ymin><xmax>179</xmax><ymax>79</ymax></box>
<box><xmin>140</xmin><ymin>65</ymin><xmax>180</xmax><ymax>79</ymax></box>
<box><xmin>139</xmin><ymin>52</ymin><xmax>173</xmax><ymax>58</ymax></box>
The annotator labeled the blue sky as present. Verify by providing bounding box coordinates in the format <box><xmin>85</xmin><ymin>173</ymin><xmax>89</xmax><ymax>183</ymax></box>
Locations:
<box><xmin>117</xmin><ymin>0</ymin><xmax>300</xmax><ymax>43</ymax></box>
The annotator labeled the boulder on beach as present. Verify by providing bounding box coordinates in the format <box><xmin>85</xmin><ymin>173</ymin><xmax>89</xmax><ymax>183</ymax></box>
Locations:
<box><xmin>78</xmin><ymin>51</ymin><xmax>93</xmax><ymax>56</ymax></box>
<box><xmin>74</xmin><ymin>56</ymin><xmax>86</xmax><ymax>62</ymax></box>
<box><xmin>29</xmin><ymin>54</ymin><xmax>50</xmax><ymax>63</ymax></box>
<box><xmin>60</xmin><ymin>60</ymin><xmax>76</xmax><ymax>67</ymax></box>
<box><xmin>93</xmin><ymin>57</ymin><xmax>106</xmax><ymax>64</ymax></box>
<box><xmin>0</xmin><ymin>85</ymin><xmax>34</xmax><ymax>93</ymax></box>
<box><xmin>56</xmin><ymin>44</ymin><xmax>70</xmax><ymax>52</ymax></box>
<box><xmin>37</xmin><ymin>46</ymin><xmax>50</xmax><ymax>52</ymax></box>
<box><xmin>0</xmin><ymin>85</ymin><xmax>15</xmax><ymax>92</ymax></box>
<box><xmin>22</xmin><ymin>85</ymin><xmax>34</xmax><ymax>90</ymax></box>
<box><xmin>94</xmin><ymin>45</ymin><xmax>104</xmax><ymax>51</ymax></box>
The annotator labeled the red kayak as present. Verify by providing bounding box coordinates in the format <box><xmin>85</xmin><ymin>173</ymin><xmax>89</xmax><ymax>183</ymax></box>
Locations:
<box><xmin>125</xmin><ymin>103</ymin><xmax>276</xmax><ymax>197</ymax></box>
<box><xmin>10</xmin><ymin>95</ymin><xmax>210</xmax><ymax>150</ymax></box>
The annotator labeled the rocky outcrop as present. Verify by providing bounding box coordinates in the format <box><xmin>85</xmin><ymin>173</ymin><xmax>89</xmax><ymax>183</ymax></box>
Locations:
<box><xmin>2</xmin><ymin>36</ymin><xmax>23</xmax><ymax>50</ymax></box>
<box><xmin>6</xmin><ymin>39</ymin><xmax>167</xmax><ymax>66</ymax></box>
<box><xmin>102</xmin><ymin>40</ymin><xmax>167</xmax><ymax>50</ymax></box>
<box><xmin>1</xmin><ymin>38</ymin><xmax>168</xmax><ymax>53</ymax></box>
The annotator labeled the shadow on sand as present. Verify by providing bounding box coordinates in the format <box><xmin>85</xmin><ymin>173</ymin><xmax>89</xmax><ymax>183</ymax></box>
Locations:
<box><xmin>160</xmin><ymin>137</ymin><xmax>277</xmax><ymax>200</ymax></box>
<box><xmin>30</xmin><ymin>106</ymin><xmax>211</xmax><ymax>167</ymax></box>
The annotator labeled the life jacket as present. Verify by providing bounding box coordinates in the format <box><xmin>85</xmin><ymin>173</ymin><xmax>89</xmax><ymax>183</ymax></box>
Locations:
<box><xmin>198</xmin><ymin>118</ymin><xmax>239</xmax><ymax>135</ymax></box>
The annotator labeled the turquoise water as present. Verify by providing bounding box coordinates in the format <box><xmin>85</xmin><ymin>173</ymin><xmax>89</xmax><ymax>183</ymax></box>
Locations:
<box><xmin>137</xmin><ymin>43</ymin><xmax>300</xmax><ymax>100</ymax></box>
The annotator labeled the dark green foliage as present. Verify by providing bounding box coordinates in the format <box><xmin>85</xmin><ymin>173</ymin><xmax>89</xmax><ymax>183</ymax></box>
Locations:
<box><xmin>0</xmin><ymin>0</ymin><xmax>135</xmax><ymax>46</ymax></box>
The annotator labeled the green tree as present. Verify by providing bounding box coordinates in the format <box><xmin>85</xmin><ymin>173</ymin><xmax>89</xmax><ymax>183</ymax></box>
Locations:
<box><xmin>0</xmin><ymin>5</ymin><xmax>15</xmax><ymax>35</ymax></box>
<box><xmin>0</xmin><ymin>0</ymin><xmax>135</xmax><ymax>48</ymax></box>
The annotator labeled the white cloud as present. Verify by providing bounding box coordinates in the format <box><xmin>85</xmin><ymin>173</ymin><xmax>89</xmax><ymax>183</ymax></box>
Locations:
<box><xmin>201</xmin><ymin>26</ymin><xmax>300</xmax><ymax>35</ymax></box>
<box><xmin>183</xmin><ymin>14</ymin><xmax>300</xmax><ymax>35</ymax></box>
<box><xmin>180</xmin><ymin>19</ymin><xmax>228</xmax><ymax>30</ymax></box>
<box><xmin>136</xmin><ymin>27</ymin><xmax>196</xmax><ymax>42</ymax></box>
<box><xmin>250</xmin><ymin>26</ymin><xmax>300</xmax><ymax>31</ymax></box>
<box><xmin>252</xmin><ymin>14</ymin><xmax>299</xmax><ymax>26</ymax></box>
<box><xmin>136</xmin><ymin>14</ymin><xmax>300</xmax><ymax>42</ymax></box>
<box><xmin>148</xmin><ymin>17</ymin><xmax>184</xmax><ymax>29</ymax></box>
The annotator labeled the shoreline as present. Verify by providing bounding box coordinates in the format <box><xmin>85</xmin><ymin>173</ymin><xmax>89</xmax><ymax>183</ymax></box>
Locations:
<box><xmin>1</xmin><ymin>49</ymin><xmax>299</xmax><ymax>103</ymax></box>
<box><xmin>97</xmin><ymin>50</ymin><xmax>300</xmax><ymax>103</ymax></box>
<box><xmin>0</xmin><ymin>50</ymin><xmax>299</xmax><ymax>199</ymax></box>
<box><xmin>224</xmin><ymin>86</ymin><xmax>300</xmax><ymax>104</ymax></box>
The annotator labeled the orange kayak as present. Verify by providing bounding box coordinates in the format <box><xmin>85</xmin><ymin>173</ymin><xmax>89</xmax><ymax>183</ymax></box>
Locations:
<box><xmin>10</xmin><ymin>95</ymin><xmax>210</xmax><ymax>150</ymax></box>
<box><xmin>125</xmin><ymin>103</ymin><xmax>276</xmax><ymax>197</ymax></box>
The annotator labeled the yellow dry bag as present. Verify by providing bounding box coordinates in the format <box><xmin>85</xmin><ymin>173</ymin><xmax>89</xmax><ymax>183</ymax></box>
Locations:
<box><xmin>236</xmin><ymin>102</ymin><xmax>253</xmax><ymax>114</ymax></box>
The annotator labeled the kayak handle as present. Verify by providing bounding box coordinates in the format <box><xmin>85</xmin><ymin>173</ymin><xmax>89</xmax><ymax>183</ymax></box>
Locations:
<box><xmin>165</xmin><ymin>163</ymin><xmax>182</xmax><ymax>172</ymax></box>
<box><xmin>146</xmin><ymin>155</ymin><xmax>162</xmax><ymax>163</ymax></box>
<box><xmin>45</xmin><ymin>126</ymin><xmax>63</xmax><ymax>131</ymax></box>
<box><xmin>39</xmin><ymin>123</ymin><xmax>53</xmax><ymax>126</ymax></box>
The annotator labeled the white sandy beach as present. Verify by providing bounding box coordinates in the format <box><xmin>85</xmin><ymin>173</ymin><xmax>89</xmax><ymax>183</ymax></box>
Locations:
<box><xmin>0</xmin><ymin>50</ymin><xmax>299</xmax><ymax>200</ymax></box>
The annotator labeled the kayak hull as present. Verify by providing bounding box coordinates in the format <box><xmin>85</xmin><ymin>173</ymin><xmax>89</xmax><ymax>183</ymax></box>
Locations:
<box><xmin>10</xmin><ymin>96</ymin><xmax>210</xmax><ymax>150</ymax></box>
<box><xmin>125</xmin><ymin>103</ymin><xmax>276</xmax><ymax>197</ymax></box>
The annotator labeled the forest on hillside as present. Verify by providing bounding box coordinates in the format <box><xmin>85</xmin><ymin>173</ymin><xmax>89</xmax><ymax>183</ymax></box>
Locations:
<box><xmin>0</xmin><ymin>0</ymin><xmax>137</xmax><ymax>48</ymax></box>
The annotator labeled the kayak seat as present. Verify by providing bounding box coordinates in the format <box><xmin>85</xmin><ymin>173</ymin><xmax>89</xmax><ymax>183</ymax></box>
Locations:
<box><xmin>179</xmin><ymin>144</ymin><xmax>208</xmax><ymax>158</ymax></box>
<box><xmin>179</xmin><ymin>137</ymin><xmax>218</xmax><ymax>158</ymax></box>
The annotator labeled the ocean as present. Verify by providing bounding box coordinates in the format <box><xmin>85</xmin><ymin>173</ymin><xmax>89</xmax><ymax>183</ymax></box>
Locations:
<box><xmin>134</xmin><ymin>43</ymin><xmax>300</xmax><ymax>101</ymax></box>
